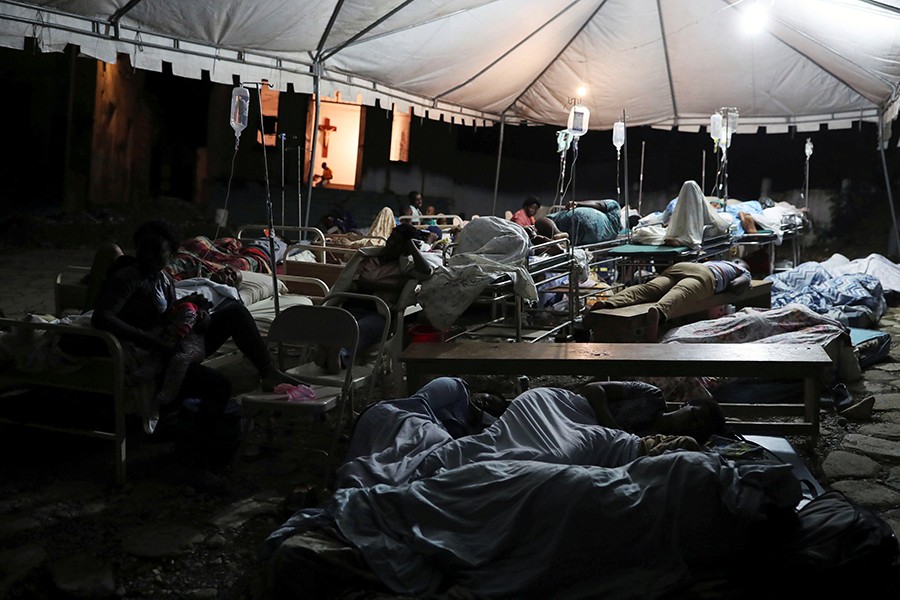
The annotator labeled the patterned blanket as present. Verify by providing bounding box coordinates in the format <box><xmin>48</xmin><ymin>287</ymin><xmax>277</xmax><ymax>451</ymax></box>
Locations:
<box><xmin>766</xmin><ymin>261</ymin><xmax>886</xmax><ymax>328</ymax></box>
<box><xmin>165</xmin><ymin>236</ymin><xmax>272</xmax><ymax>280</ymax></box>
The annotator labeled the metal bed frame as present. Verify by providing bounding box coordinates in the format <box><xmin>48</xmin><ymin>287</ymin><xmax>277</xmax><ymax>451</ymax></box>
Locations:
<box><xmin>607</xmin><ymin>233</ymin><xmax>734</xmax><ymax>285</ymax></box>
<box><xmin>444</xmin><ymin>236</ymin><xmax>626</xmax><ymax>343</ymax></box>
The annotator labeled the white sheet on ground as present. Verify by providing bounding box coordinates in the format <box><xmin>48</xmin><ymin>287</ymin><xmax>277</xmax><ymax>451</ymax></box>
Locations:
<box><xmin>821</xmin><ymin>253</ymin><xmax>900</xmax><ymax>294</ymax></box>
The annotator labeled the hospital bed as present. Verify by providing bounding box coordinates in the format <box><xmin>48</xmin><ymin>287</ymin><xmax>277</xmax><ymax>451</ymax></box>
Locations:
<box><xmin>0</xmin><ymin>259</ymin><xmax>328</xmax><ymax>485</ymax></box>
<box><xmin>607</xmin><ymin>232</ymin><xmax>734</xmax><ymax>285</ymax></box>
<box><xmin>443</xmin><ymin>236</ymin><xmax>626</xmax><ymax>343</ymax></box>
<box><xmin>236</xmin><ymin>223</ymin><xmax>384</xmax><ymax>293</ymax></box>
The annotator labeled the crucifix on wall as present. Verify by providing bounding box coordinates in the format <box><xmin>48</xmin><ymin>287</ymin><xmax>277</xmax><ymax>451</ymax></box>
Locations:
<box><xmin>318</xmin><ymin>117</ymin><xmax>337</xmax><ymax>157</ymax></box>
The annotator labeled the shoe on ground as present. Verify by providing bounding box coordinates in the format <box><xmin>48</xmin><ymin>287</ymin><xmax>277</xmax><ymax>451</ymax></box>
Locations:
<box><xmin>840</xmin><ymin>395</ymin><xmax>875</xmax><ymax>421</ymax></box>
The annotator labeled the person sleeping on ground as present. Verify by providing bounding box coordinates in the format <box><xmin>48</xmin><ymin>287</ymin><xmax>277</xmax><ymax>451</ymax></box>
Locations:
<box><xmin>261</xmin><ymin>376</ymin><xmax>801</xmax><ymax>599</ymax></box>
<box><xmin>575</xmin><ymin>380</ymin><xmax>726</xmax><ymax>444</ymax></box>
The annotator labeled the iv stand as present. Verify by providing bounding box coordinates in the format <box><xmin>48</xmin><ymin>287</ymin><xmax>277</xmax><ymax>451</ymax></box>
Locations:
<box><xmin>621</xmin><ymin>109</ymin><xmax>630</xmax><ymax>240</ymax></box>
<box><xmin>803</xmin><ymin>151</ymin><xmax>810</xmax><ymax>210</ymax></box>
<box><xmin>637</xmin><ymin>141</ymin><xmax>646</xmax><ymax>217</ymax></box>
<box><xmin>253</xmin><ymin>83</ymin><xmax>280</xmax><ymax>316</ymax></box>
<box><xmin>279</xmin><ymin>133</ymin><xmax>286</xmax><ymax>231</ymax></box>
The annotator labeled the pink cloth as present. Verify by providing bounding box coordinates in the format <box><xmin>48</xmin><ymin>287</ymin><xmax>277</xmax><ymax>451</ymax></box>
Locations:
<box><xmin>274</xmin><ymin>383</ymin><xmax>317</xmax><ymax>402</ymax></box>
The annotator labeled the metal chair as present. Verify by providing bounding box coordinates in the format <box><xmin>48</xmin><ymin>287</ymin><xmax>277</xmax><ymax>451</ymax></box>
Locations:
<box><xmin>238</xmin><ymin>304</ymin><xmax>359</xmax><ymax>465</ymax></box>
<box><xmin>326</xmin><ymin>249</ymin><xmax>423</xmax><ymax>399</ymax></box>
<box><xmin>288</xmin><ymin>291</ymin><xmax>391</xmax><ymax>414</ymax></box>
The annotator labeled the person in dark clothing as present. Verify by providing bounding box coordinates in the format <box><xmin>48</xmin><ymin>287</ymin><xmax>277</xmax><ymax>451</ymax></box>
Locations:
<box><xmin>91</xmin><ymin>219</ymin><xmax>298</xmax><ymax>483</ymax></box>
<box><xmin>575</xmin><ymin>380</ymin><xmax>726</xmax><ymax>446</ymax></box>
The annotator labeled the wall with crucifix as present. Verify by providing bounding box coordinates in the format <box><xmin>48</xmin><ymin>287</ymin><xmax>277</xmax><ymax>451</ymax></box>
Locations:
<box><xmin>304</xmin><ymin>99</ymin><xmax>364</xmax><ymax>191</ymax></box>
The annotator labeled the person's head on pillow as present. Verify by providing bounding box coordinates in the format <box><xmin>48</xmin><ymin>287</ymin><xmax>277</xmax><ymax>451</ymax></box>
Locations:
<box><xmin>210</xmin><ymin>266</ymin><xmax>243</xmax><ymax>288</ymax></box>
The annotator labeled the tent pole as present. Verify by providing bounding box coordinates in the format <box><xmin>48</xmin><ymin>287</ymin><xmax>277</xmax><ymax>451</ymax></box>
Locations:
<box><xmin>701</xmin><ymin>150</ymin><xmax>706</xmax><ymax>192</ymax></box>
<box><xmin>622</xmin><ymin>109</ymin><xmax>630</xmax><ymax>238</ymax></box>
<box><xmin>879</xmin><ymin>111</ymin><xmax>900</xmax><ymax>255</ymax></box>
<box><xmin>305</xmin><ymin>61</ymin><xmax>323</xmax><ymax>231</ymax></box>
<box><xmin>637</xmin><ymin>141</ymin><xmax>645</xmax><ymax>216</ymax></box>
<box><xmin>491</xmin><ymin>114</ymin><xmax>506</xmax><ymax>216</ymax></box>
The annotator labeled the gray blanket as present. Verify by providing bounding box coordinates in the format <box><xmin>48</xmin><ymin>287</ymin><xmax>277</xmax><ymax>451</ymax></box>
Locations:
<box><xmin>265</xmin><ymin>382</ymin><xmax>801</xmax><ymax>598</ymax></box>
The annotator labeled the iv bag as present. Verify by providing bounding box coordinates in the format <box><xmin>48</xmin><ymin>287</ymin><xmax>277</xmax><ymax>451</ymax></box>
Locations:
<box><xmin>805</xmin><ymin>138</ymin><xmax>814</xmax><ymax>158</ymax></box>
<box><xmin>230</xmin><ymin>87</ymin><xmax>250</xmax><ymax>137</ymax></box>
<box><xmin>567</xmin><ymin>104</ymin><xmax>590</xmax><ymax>136</ymax></box>
<box><xmin>709</xmin><ymin>113</ymin><xmax>723</xmax><ymax>143</ymax></box>
<box><xmin>725</xmin><ymin>110</ymin><xmax>739</xmax><ymax>148</ymax></box>
<box><xmin>612</xmin><ymin>120</ymin><xmax>625</xmax><ymax>151</ymax></box>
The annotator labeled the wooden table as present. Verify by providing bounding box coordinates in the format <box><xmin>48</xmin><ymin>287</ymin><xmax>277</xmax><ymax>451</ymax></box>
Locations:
<box><xmin>400</xmin><ymin>341</ymin><xmax>833</xmax><ymax>437</ymax></box>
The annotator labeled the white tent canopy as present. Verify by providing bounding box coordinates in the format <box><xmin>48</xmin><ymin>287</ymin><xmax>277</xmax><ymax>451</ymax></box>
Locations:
<box><xmin>2</xmin><ymin>0</ymin><xmax>899</xmax><ymax>132</ymax></box>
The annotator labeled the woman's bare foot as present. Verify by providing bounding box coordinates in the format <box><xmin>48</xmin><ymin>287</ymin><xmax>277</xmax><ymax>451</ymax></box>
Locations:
<box><xmin>260</xmin><ymin>365</ymin><xmax>303</xmax><ymax>391</ymax></box>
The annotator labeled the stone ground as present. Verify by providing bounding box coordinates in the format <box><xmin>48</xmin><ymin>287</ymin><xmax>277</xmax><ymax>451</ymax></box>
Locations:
<box><xmin>1</xmin><ymin>204</ymin><xmax>900</xmax><ymax>598</ymax></box>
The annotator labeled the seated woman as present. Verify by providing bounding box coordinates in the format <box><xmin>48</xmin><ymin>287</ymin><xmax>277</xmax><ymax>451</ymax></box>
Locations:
<box><xmin>91</xmin><ymin>219</ymin><xmax>300</xmax><ymax>481</ymax></box>
<box><xmin>510</xmin><ymin>196</ymin><xmax>541</xmax><ymax>228</ymax></box>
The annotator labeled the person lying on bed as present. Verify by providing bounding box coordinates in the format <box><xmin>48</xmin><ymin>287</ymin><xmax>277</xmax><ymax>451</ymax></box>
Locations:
<box><xmin>91</xmin><ymin>219</ymin><xmax>301</xmax><ymax>483</ymax></box>
<box><xmin>544</xmin><ymin>198</ymin><xmax>622</xmax><ymax>245</ymax></box>
<box><xmin>589</xmin><ymin>259</ymin><xmax>752</xmax><ymax>341</ymax></box>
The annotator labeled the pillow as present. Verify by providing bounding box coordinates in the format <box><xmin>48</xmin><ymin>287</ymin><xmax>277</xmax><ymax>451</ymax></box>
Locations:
<box><xmin>238</xmin><ymin>270</ymin><xmax>289</xmax><ymax>306</ymax></box>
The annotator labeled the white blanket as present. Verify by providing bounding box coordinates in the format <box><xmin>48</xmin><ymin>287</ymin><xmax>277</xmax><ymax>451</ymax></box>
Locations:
<box><xmin>632</xmin><ymin>180</ymin><xmax>732</xmax><ymax>248</ymax></box>
<box><xmin>821</xmin><ymin>253</ymin><xmax>900</xmax><ymax>294</ymax></box>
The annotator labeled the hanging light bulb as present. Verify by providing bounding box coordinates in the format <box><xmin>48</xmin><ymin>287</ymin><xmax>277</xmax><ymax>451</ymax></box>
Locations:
<box><xmin>805</xmin><ymin>137</ymin><xmax>814</xmax><ymax>159</ymax></box>
<box><xmin>576</xmin><ymin>84</ymin><xmax>587</xmax><ymax>99</ymax></box>
<box><xmin>709</xmin><ymin>113</ymin><xmax>723</xmax><ymax>150</ymax></box>
<box><xmin>612</xmin><ymin>120</ymin><xmax>625</xmax><ymax>157</ymax></box>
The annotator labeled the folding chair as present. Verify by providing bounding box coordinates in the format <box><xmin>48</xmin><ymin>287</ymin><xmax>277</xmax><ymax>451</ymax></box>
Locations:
<box><xmin>290</xmin><ymin>291</ymin><xmax>391</xmax><ymax>413</ymax></box>
<box><xmin>238</xmin><ymin>304</ymin><xmax>359</xmax><ymax>471</ymax></box>
<box><xmin>326</xmin><ymin>249</ymin><xmax>424</xmax><ymax>399</ymax></box>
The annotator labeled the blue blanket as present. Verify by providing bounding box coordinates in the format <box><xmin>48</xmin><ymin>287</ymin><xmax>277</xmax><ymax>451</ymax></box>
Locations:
<box><xmin>766</xmin><ymin>262</ymin><xmax>886</xmax><ymax>327</ymax></box>
<box><xmin>263</xmin><ymin>381</ymin><xmax>802</xmax><ymax>599</ymax></box>
<box><xmin>547</xmin><ymin>202</ymin><xmax>621</xmax><ymax>245</ymax></box>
